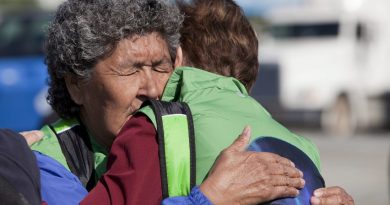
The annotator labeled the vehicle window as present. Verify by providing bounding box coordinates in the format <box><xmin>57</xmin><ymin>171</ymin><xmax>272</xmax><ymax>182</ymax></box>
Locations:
<box><xmin>0</xmin><ymin>13</ymin><xmax>51</xmax><ymax>57</ymax></box>
<box><xmin>269</xmin><ymin>22</ymin><xmax>339</xmax><ymax>39</ymax></box>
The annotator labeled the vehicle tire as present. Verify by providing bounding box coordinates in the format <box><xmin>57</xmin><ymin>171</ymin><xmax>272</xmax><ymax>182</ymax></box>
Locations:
<box><xmin>321</xmin><ymin>95</ymin><xmax>357</xmax><ymax>137</ymax></box>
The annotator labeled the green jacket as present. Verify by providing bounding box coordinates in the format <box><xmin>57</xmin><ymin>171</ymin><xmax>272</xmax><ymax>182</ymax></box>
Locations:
<box><xmin>31</xmin><ymin>118</ymin><xmax>108</xmax><ymax>187</ymax></box>
<box><xmin>140</xmin><ymin>66</ymin><xmax>321</xmax><ymax>196</ymax></box>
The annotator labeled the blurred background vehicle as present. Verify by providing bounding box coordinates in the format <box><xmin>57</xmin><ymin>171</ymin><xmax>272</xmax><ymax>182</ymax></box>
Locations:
<box><xmin>0</xmin><ymin>9</ymin><xmax>53</xmax><ymax>131</ymax></box>
<box><xmin>251</xmin><ymin>0</ymin><xmax>390</xmax><ymax>137</ymax></box>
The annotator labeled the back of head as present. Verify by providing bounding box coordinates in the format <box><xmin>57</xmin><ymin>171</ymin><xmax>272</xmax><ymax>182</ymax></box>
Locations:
<box><xmin>177</xmin><ymin>0</ymin><xmax>259</xmax><ymax>91</ymax></box>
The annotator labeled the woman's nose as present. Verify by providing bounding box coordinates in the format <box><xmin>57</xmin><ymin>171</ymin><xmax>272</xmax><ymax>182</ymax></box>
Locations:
<box><xmin>137</xmin><ymin>69</ymin><xmax>159</xmax><ymax>99</ymax></box>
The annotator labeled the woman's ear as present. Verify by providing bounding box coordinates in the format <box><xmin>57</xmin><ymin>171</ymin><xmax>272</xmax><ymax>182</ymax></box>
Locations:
<box><xmin>174</xmin><ymin>46</ymin><xmax>183</xmax><ymax>68</ymax></box>
<box><xmin>64</xmin><ymin>74</ymin><xmax>84</xmax><ymax>105</ymax></box>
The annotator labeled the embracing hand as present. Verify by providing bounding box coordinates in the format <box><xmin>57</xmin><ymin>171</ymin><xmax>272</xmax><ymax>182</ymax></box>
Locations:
<box><xmin>200</xmin><ymin>126</ymin><xmax>305</xmax><ymax>205</ymax></box>
<box><xmin>311</xmin><ymin>186</ymin><xmax>355</xmax><ymax>205</ymax></box>
<box><xmin>19</xmin><ymin>130</ymin><xmax>43</xmax><ymax>146</ymax></box>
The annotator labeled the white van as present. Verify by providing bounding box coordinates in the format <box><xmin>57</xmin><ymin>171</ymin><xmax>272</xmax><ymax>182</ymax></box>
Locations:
<box><xmin>257</xmin><ymin>0</ymin><xmax>390</xmax><ymax>136</ymax></box>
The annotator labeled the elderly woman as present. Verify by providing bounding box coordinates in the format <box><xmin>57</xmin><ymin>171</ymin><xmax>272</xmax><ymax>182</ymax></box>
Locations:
<box><xmin>28</xmin><ymin>0</ymin><xmax>354</xmax><ymax>204</ymax></box>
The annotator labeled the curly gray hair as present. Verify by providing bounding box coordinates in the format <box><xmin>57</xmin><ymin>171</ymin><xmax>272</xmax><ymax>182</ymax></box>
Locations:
<box><xmin>45</xmin><ymin>0</ymin><xmax>183</xmax><ymax>119</ymax></box>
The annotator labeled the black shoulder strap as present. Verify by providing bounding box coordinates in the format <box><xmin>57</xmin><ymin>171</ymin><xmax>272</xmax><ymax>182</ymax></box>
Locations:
<box><xmin>48</xmin><ymin>124</ymin><xmax>95</xmax><ymax>190</ymax></box>
<box><xmin>141</xmin><ymin>99</ymin><xmax>196</xmax><ymax>198</ymax></box>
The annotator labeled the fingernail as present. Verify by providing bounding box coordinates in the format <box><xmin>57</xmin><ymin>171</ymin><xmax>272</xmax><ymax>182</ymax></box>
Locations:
<box><xmin>311</xmin><ymin>197</ymin><xmax>320</xmax><ymax>204</ymax></box>
<box><xmin>300</xmin><ymin>179</ymin><xmax>305</xmax><ymax>186</ymax></box>
<box><xmin>242</xmin><ymin>126</ymin><xmax>251</xmax><ymax>137</ymax></box>
<box><xmin>314</xmin><ymin>189</ymin><xmax>324</xmax><ymax>197</ymax></box>
<box><xmin>291</xmin><ymin>161</ymin><xmax>295</xmax><ymax>167</ymax></box>
<box><xmin>299</xmin><ymin>170</ymin><xmax>303</xmax><ymax>177</ymax></box>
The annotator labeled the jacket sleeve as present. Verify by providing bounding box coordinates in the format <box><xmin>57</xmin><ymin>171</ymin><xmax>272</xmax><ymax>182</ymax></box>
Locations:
<box><xmin>161</xmin><ymin>186</ymin><xmax>213</xmax><ymax>205</ymax></box>
<box><xmin>34</xmin><ymin>151</ymin><xmax>88</xmax><ymax>205</ymax></box>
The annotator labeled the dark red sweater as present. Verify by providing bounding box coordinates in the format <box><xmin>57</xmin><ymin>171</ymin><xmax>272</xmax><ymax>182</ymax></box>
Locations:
<box><xmin>81</xmin><ymin>114</ymin><xmax>162</xmax><ymax>205</ymax></box>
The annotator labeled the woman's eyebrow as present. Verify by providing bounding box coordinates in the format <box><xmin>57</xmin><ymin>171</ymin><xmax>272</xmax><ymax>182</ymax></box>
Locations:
<box><xmin>151</xmin><ymin>60</ymin><xmax>163</xmax><ymax>66</ymax></box>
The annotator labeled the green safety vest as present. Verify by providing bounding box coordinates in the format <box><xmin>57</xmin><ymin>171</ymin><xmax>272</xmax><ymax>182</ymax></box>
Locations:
<box><xmin>31</xmin><ymin>118</ymin><xmax>108</xmax><ymax>189</ymax></box>
<box><xmin>139</xmin><ymin>66</ymin><xmax>321</xmax><ymax>198</ymax></box>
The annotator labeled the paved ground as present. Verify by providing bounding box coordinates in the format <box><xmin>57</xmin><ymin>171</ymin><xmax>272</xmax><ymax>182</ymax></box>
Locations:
<box><xmin>295</xmin><ymin>130</ymin><xmax>390</xmax><ymax>205</ymax></box>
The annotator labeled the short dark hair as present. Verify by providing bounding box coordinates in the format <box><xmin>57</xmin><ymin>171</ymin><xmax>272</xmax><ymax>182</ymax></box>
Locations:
<box><xmin>45</xmin><ymin>0</ymin><xmax>183</xmax><ymax>119</ymax></box>
<box><xmin>178</xmin><ymin>0</ymin><xmax>259</xmax><ymax>91</ymax></box>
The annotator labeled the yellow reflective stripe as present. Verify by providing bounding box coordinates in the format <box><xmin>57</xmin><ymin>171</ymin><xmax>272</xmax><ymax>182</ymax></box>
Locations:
<box><xmin>162</xmin><ymin>114</ymin><xmax>191</xmax><ymax>196</ymax></box>
<box><xmin>52</xmin><ymin>118</ymin><xmax>79</xmax><ymax>134</ymax></box>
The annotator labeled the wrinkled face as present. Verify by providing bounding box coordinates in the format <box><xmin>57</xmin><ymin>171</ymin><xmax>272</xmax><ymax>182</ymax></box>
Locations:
<box><xmin>76</xmin><ymin>33</ymin><xmax>173</xmax><ymax>148</ymax></box>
